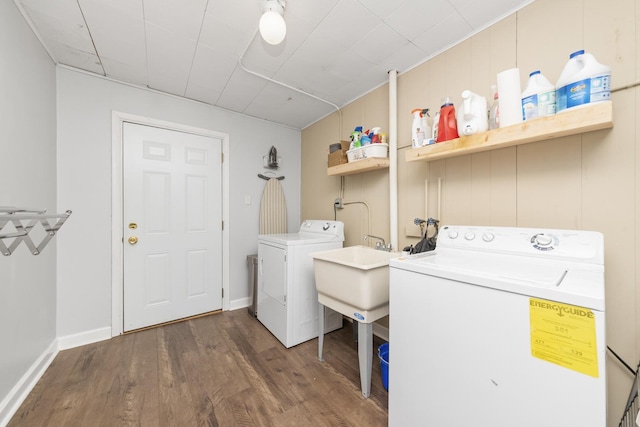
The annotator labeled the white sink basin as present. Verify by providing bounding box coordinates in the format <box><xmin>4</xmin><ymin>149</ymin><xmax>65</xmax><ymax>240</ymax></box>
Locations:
<box><xmin>313</xmin><ymin>245</ymin><xmax>401</xmax><ymax>399</ymax></box>
<box><xmin>312</xmin><ymin>245</ymin><xmax>400</xmax><ymax>323</ymax></box>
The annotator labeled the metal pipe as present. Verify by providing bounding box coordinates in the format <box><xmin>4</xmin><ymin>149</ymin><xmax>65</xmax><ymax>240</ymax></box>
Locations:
<box><xmin>389</xmin><ymin>70</ymin><xmax>398</xmax><ymax>251</ymax></box>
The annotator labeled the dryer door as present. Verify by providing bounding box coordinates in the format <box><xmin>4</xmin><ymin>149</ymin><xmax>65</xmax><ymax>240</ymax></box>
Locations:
<box><xmin>260</xmin><ymin>243</ymin><xmax>287</xmax><ymax>305</ymax></box>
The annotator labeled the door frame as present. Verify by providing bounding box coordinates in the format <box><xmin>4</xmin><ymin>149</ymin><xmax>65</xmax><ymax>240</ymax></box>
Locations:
<box><xmin>111</xmin><ymin>111</ymin><xmax>230</xmax><ymax>336</ymax></box>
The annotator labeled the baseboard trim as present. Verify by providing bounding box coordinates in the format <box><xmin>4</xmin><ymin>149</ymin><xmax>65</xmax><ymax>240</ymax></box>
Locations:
<box><xmin>372</xmin><ymin>322</ymin><xmax>389</xmax><ymax>342</ymax></box>
<box><xmin>57</xmin><ymin>326</ymin><xmax>112</xmax><ymax>351</ymax></box>
<box><xmin>0</xmin><ymin>340</ymin><xmax>58</xmax><ymax>427</ymax></box>
<box><xmin>229</xmin><ymin>297</ymin><xmax>250</xmax><ymax>311</ymax></box>
<box><xmin>343</xmin><ymin>317</ymin><xmax>389</xmax><ymax>342</ymax></box>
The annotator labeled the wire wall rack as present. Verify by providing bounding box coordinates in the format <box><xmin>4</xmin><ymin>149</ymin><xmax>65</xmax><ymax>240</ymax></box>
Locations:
<box><xmin>0</xmin><ymin>207</ymin><xmax>72</xmax><ymax>256</ymax></box>
<box><xmin>619</xmin><ymin>361</ymin><xmax>640</xmax><ymax>427</ymax></box>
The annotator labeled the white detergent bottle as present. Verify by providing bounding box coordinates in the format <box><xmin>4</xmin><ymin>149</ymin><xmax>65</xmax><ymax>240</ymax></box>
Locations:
<box><xmin>420</xmin><ymin>109</ymin><xmax>431</xmax><ymax>145</ymax></box>
<box><xmin>521</xmin><ymin>70</ymin><xmax>556</xmax><ymax>120</ymax></box>
<box><xmin>411</xmin><ymin>109</ymin><xmax>425</xmax><ymax>148</ymax></box>
<box><xmin>556</xmin><ymin>50</ymin><xmax>611</xmax><ymax>112</ymax></box>
<box><xmin>456</xmin><ymin>90</ymin><xmax>488</xmax><ymax>136</ymax></box>
<box><xmin>488</xmin><ymin>85</ymin><xmax>499</xmax><ymax>130</ymax></box>
<box><xmin>432</xmin><ymin>110</ymin><xmax>440</xmax><ymax>141</ymax></box>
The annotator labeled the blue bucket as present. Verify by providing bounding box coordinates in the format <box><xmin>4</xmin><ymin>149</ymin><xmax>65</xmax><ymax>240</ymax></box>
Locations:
<box><xmin>378</xmin><ymin>342</ymin><xmax>389</xmax><ymax>391</ymax></box>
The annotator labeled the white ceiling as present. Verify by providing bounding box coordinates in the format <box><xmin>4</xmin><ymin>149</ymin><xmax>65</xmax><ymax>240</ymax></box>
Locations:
<box><xmin>14</xmin><ymin>0</ymin><xmax>533</xmax><ymax>129</ymax></box>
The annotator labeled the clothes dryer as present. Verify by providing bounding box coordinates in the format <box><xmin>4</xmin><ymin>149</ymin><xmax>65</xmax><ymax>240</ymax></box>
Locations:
<box><xmin>258</xmin><ymin>220</ymin><xmax>344</xmax><ymax>348</ymax></box>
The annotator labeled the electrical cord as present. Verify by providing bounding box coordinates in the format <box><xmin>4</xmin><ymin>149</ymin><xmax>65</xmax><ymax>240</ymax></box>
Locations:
<box><xmin>607</xmin><ymin>346</ymin><xmax>637</xmax><ymax>376</ymax></box>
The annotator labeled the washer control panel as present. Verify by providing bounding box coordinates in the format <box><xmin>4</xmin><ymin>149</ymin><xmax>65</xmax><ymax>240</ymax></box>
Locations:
<box><xmin>438</xmin><ymin>225</ymin><xmax>603</xmax><ymax>264</ymax></box>
<box><xmin>300</xmin><ymin>220</ymin><xmax>345</xmax><ymax>239</ymax></box>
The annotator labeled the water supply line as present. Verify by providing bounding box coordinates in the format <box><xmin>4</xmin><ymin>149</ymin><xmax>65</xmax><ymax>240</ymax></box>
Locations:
<box><xmin>342</xmin><ymin>200</ymin><xmax>372</xmax><ymax>239</ymax></box>
<box><xmin>389</xmin><ymin>70</ymin><xmax>398</xmax><ymax>251</ymax></box>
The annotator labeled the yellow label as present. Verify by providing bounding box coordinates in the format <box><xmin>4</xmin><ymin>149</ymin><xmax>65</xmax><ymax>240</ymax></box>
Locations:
<box><xmin>529</xmin><ymin>298</ymin><xmax>598</xmax><ymax>378</ymax></box>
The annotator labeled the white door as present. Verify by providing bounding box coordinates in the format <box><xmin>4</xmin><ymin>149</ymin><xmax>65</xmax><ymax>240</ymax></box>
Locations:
<box><xmin>123</xmin><ymin>122</ymin><xmax>223</xmax><ymax>331</ymax></box>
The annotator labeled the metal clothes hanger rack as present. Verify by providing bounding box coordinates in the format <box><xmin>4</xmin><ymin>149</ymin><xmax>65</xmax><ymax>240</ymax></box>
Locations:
<box><xmin>0</xmin><ymin>207</ymin><xmax>72</xmax><ymax>256</ymax></box>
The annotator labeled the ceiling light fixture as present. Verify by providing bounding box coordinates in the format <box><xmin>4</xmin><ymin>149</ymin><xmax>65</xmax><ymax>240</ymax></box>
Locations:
<box><xmin>259</xmin><ymin>0</ymin><xmax>286</xmax><ymax>45</ymax></box>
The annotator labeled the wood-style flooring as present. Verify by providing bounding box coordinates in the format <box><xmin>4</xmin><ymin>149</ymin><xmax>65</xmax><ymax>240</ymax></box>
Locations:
<box><xmin>8</xmin><ymin>310</ymin><xmax>388</xmax><ymax>426</ymax></box>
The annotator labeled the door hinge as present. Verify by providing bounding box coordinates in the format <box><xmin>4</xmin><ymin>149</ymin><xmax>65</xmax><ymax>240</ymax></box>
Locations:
<box><xmin>222</xmin><ymin>288</ymin><xmax>224</xmax><ymax>298</ymax></box>
<box><xmin>222</xmin><ymin>220</ymin><xmax>224</xmax><ymax>230</ymax></box>
<box><xmin>221</xmin><ymin>152</ymin><xmax>224</xmax><ymax>163</ymax></box>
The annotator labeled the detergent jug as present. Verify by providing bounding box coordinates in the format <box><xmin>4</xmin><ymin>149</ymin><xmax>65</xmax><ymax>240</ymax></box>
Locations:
<box><xmin>556</xmin><ymin>50</ymin><xmax>611</xmax><ymax>112</ymax></box>
<box><xmin>436</xmin><ymin>97</ymin><xmax>459</xmax><ymax>143</ymax></box>
<box><xmin>411</xmin><ymin>109</ymin><xmax>426</xmax><ymax>148</ymax></box>
<box><xmin>521</xmin><ymin>70</ymin><xmax>555</xmax><ymax>120</ymax></box>
<box><xmin>456</xmin><ymin>90</ymin><xmax>488</xmax><ymax>136</ymax></box>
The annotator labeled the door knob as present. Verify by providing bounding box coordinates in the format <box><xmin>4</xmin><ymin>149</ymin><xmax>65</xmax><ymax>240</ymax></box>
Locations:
<box><xmin>128</xmin><ymin>236</ymin><xmax>138</xmax><ymax>245</ymax></box>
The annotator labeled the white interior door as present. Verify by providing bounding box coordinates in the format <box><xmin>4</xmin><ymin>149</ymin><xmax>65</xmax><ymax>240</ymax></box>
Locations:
<box><xmin>123</xmin><ymin>122</ymin><xmax>223</xmax><ymax>331</ymax></box>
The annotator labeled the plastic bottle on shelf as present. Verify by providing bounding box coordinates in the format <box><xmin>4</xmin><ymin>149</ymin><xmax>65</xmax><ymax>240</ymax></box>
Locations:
<box><xmin>432</xmin><ymin>110</ymin><xmax>440</xmax><ymax>141</ymax></box>
<box><xmin>436</xmin><ymin>97</ymin><xmax>459</xmax><ymax>143</ymax></box>
<box><xmin>488</xmin><ymin>85</ymin><xmax>499</xmax><ymax>130</ymax></box>
<box><xmin>521</xmin><ymin>70</ymin><xmax>556</xmax><ymax>120</ymax></box>
<box><xmin>421</xmin><ymin>109</ymin><xmax>432</xmax><ymax>145</ymax></box>
<box><xmin>411</xmin><ymin>109</ymin><xmax>426</xmax><ymax>148</ymax></box>
<box><xmin>556</xmin><ymin>49</ymin><xmax>611</xmax><ymax>112</ymax></box>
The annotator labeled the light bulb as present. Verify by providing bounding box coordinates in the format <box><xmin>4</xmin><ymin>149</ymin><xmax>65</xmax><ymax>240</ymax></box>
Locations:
<box><xmin>259</xmin><ymin>8</ymin><xmax>286</xmax><ymax>45</ymax></box>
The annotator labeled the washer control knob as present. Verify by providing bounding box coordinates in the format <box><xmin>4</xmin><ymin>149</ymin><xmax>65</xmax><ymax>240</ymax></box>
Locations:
<box><xmin>464</xmin><ymin>232</ymin><xmax>476</xmax><ymax>241</ymax></box>
<box><xmin>482</xmin><ymin>233</ymin><xmax>494</xmax><ymax>242</ymax></box>
<box><xmin>447</xmin><ymin>230</ymin><xmax>459</xmax><ymax>239</ymax></box>
<box><xmin>323</xmin><ymin>222</ymin><xmax>330</xmax><ymax>231</ymax></box>
<box><xmin>534</xmin><ymin>234</ymin><xmax>553</xmax><ymax>246</ymax></box>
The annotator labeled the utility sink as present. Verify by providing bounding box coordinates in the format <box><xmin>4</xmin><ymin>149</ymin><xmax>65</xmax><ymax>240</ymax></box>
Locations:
<box><xmin>312</xmin><ymin>245</ymin><xmax>400</xmax><ymax>398</ymax></box>
<box><xmin>312</xmin><ymin>245</ymin><xmax>400</xmax><ymax>323</ymax></box>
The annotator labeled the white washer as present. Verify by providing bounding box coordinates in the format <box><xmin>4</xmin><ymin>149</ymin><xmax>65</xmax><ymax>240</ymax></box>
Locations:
<box><xmin>258</xmin><ymin>220</ymin><xmax>344</xmax><ymax>348</ymax></box>
<box><xmin>389</xmin><ymin>225</ymin><xmax>606</xmax><ymax>427</ymax></box>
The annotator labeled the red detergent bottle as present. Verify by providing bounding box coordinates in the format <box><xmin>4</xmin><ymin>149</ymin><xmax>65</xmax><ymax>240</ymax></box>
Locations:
<box><xmin>436</xmin><ymin>97</ymin><xmax>459</xmax><ymax>143</ymax></box>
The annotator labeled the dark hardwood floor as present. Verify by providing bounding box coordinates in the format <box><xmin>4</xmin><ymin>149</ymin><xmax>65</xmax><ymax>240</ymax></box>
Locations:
<box><xmin>8</xmin><ymin>310</ymin><xmax>388</xmax><ymax>426</ymax></box>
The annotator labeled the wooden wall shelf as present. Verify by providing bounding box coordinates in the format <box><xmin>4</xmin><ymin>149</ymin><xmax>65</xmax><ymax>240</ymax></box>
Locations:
<box><xmin>327</xmin><ymin>157</ymin><xmax>390</xmax><ymax>176</ymax></box>
<box><xmin>405</xmin><ymin>101</ymin><xmax>613</xmax><ymax>163</ymax></box>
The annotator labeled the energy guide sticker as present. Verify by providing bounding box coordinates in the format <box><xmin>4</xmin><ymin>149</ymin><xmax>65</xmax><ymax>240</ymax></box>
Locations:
<box><xmin>529</xmin><ymin>298</ymin><xmax>598</xmax><ymax>378</ymax></box>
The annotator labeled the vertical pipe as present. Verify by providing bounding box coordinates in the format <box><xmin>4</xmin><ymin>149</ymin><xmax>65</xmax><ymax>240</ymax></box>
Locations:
<box><xmin>424</xmin><ymin>179</ymin><xmax>429</xmax><ymax>220</ymax></box>
<box><xmin>389</xmin><ymin>70</ymin><xmax>398</xmax><ymax>251</ymax></box>
<box><xmin>437</xmin><ymin>177</ymin><xmax>442</xmax><ymax>222</ymax></box>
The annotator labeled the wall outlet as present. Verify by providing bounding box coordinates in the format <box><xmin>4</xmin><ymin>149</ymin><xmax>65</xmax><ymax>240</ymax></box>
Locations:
<box><xmin>334</xmin><ymin>198</ymin><xmax>343</xmax><ymax>209</ymax></box>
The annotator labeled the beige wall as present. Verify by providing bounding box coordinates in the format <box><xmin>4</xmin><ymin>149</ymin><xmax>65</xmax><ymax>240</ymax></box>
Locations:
<box><xmin>301</xmin><ymin>0</ymin><xmax>639</xmax><ymax>424</ymax></box>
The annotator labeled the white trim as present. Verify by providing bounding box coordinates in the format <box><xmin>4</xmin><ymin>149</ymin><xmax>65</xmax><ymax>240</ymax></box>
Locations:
<box><xmin>111</xmin><ymin>111</ymin><xmax>230</xmax><ymax>337</ymax></box>
<box><xmin>372</xmin><ymin>322</ymin><xmax>389</xmax><ymax>342</ymax></box>
<box><xmin>229</xmin><ymin>297</ymin><xmax>250</xmax><ymax>312</ymax></box>
<box><xmin>57</xmin><ymin>327</ymin><xmax>112</xmax><ymax>351</ymax></box>
<box><xmin>0</xmin><ymin>340</ymin><xmax>57</xmax><ymax>427</ymax></box>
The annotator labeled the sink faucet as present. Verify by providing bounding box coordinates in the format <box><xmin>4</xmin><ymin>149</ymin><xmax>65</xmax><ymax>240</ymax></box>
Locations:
<box><xmin>364</xmin><ymin>234</ymin><xmax>392</xmax><ymax>251</ymax></box>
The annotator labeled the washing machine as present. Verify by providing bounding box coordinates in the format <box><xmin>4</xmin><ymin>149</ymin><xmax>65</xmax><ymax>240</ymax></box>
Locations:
<box><xmin>389</xmin><ymin>225</ymin><xmax>606</xmax><ymax>427</ymax></box>
<box><xmin>257</xmin><ymin>220</ymin><xmax>344</xmax><ymax>348</ymax></box>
